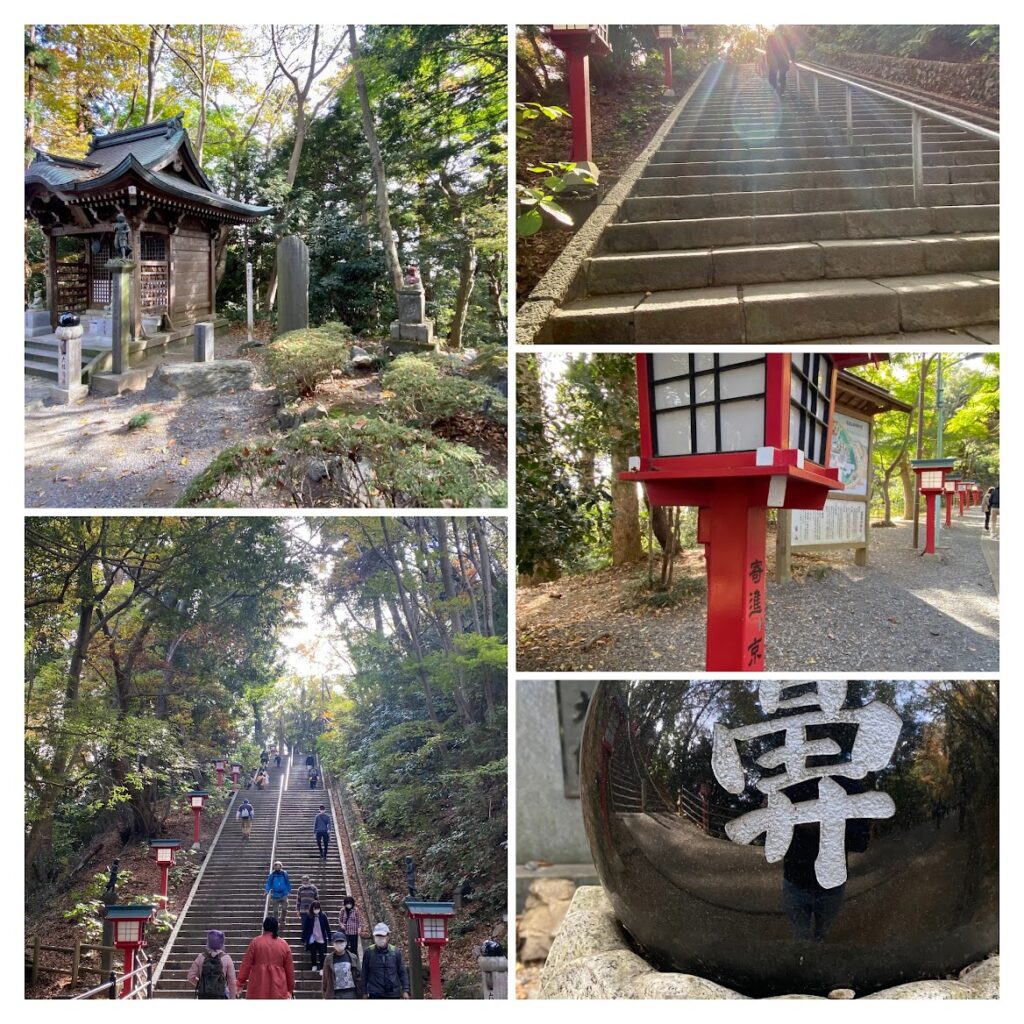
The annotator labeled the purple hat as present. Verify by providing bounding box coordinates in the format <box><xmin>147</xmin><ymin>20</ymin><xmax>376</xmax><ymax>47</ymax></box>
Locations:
<box><xmin>207</xmin><ymin>929</ymin><xmax>225</xmax><ymax>951</ymax></box>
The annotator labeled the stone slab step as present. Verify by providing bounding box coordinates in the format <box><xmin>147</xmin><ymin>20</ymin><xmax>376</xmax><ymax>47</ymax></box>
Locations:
<box><xmin>586</xmin><ymin>233</ymin><xmax>997</xmax><ymax>294</ymax></box>
<box><xmin>602</xmin><ymin>205</ymin><xmax>999</xmax><ymax>253</ymax></box>
<box><xmin>634</xmin><ymin>163</ymin><xmax>1000</xmax><ymax>196</ymax></box>
<box><xmin>621</xmin><ymin>182</ymin><xmax>998</xmax><ymax>221</ymax></box>
<box><xmin>652</xmin><ymin>139</ymin><xmax>996</xmax><ymax>163</ymax></box>
<box><xmin>646</xmin><ymin>150</ymin><xmax>998</xmax><ymax>177</ymax></box>
<box><xmin>544</xmin><ymin>272</ymin><xmax>997</xmax><ymax>344</ymax></box>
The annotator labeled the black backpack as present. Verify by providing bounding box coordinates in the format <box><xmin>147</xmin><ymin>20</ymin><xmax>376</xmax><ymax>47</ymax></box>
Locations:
<box><xmin>197</xmin><ymin>950</ymin><xmax>227</xmax><ymax>999</ymax></box>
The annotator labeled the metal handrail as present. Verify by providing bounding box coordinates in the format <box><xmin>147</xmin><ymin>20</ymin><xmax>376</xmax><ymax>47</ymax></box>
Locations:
<box><xmin>72</xmin><ymin>959</ymin><xmax>152</xmax><ymax>1000</ymax></box>
<box><xmin>263</xmin><ymin>753</ymin><xmax>289</xmax><ymax>920</ymax></box>
<box><xmin>754</xmin><ymin>50</ymin><xmax>998</xmax><ymax>205</ymax></box>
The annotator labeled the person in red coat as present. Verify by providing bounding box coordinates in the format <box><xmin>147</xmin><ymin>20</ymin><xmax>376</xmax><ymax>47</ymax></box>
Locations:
<box><xmin>237</xmin><ymin>917</ymin><xmax>295</xmax><ymax>999</ymax></box>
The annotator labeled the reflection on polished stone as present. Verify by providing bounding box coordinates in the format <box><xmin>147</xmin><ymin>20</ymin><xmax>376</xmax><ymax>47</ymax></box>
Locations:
<box><xmin>580</xmin><ymin>681</ymin><xmax>999</xmax><ymax>997</ymax></box>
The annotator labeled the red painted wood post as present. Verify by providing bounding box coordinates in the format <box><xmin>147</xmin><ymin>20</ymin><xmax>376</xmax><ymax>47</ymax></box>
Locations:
<box><xmin>427</xmin><ymin>943</ymin><xmax>443</xmax><ymax>1000</ymax></box>
<box><xmin>565</xmin><ymin>46</ymin><xmax>593</xmax><ymax>165</ymax></box>
<box><xmin>122</xmin><ymin>947</ymin><xmax>135</xmax><ymax>998</ymax></box>
<box><xmin>661</xmin><ymin>40</ymin><xmax>674</xmax><ymax>90</ymax></box>
<box><xmin>192</xmin><ymin>806</ymin><xmax>201</xmax><ymax>846</ymax></box>
<box><xmin>158</xmin><ymin>863</ymin><xmax>169</xmax><ymax>908</ymax></box>
<box><xmin>701</xmin><ymin>482</ymin><xmax>768</xmax><ymax>671</ymax></box>
<box><xmin>945</xmin><ymin>493</ymin><xmax>953</xmax><ymax>527</ymax></box>
<box><xmin>923</xmin><ymin>493</ymin><xmax>938</xmax><ymax>554</ymax></box>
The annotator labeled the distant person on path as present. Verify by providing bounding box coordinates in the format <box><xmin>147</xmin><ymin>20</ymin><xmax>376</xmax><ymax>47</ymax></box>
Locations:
<box><xmin>362</xmin><ymin>923</ymin><xmax>409</xmax><ymax>999</ymax></box>
<box><xmin>275</xmin><ymin>750</ymin><xmax>282</xmax><ymax>768</ymax></box>
<box><xmin>187</xmin><ymin>929</ymin><xmax>237</xmax><ymax>999</ymax></box>
<box><xmin>260</xmin><ymin>749</ymin><xmax>269</xmax><ymax>768</ymax></box>
<box><xmin>296</xmin><ymin>875</ymin><xmax>319</xmax><ymax>917</ymax></box>
<box><xmin>339</xmin><ymin>895</ymin><xmax>364</xmax><ymax>957</ymax></box>
<box><xmin>306</xmin><ymin>753</ymin><xmax>316</xmax><ymax>770</ymax></box>
<box><xmin>984</xmin><ymin>485</ymin><xmax>999</xmax><ymax>532</ymax></box>
<box><xmin>236</xmin><ymin>798</ymin><xmax>255</xmax><ymax>840</ymax></box>
<box><xmin>302</xmin><ymin>899</ymin><xmax>332</xmax><ymax>975</ymax></box>
<box><xmin>265</xmin><ymin>861</ymin><xmax>292</xmax><ymax>926</ymax></box>
<box><xmin>314</xmin><ymin>804</ymin><xmax>332</xmax><ymax>859</ymax></box>
<box><xmin>256</xmin><ymin>768</ymin><xmax>269</xmax><ymax>791</ymax></box>
<box><xmin>766</xmin><ymin>29</ymin><xmax>793</xmax><ymax>95</ymax></box>
<box><xmin>237</xmin><ymin>917</ymin><xmax>295</xmax><ymax>1000</ymax></box>
<box><xmin>322</xmin><ymin>933</ymin><xmax>363</xmax><ymax>999</ymax></box>
<box><xmin>309</xmin><ymin>767</ymin><xmax>320</xmax><ymax>790</ymax></box>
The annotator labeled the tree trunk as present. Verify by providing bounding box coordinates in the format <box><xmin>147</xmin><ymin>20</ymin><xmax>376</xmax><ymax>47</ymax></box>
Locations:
<box><xmin>348</xmin><ymin>25</ymin><xmax>404</xmax><ymax>299</ymax></box>
<box><xmin>610</xmin><ymin>451</ymin><xmax>643</xmax><ymax>564</ymax></box>
<box><xmin>899</xmin><ymin>453</ymin><xmax>915</xmax><ymax>521</ymax></box>
<box><xmin>448</xmin><ymin>242</ymin><xmax>477</xmax><ymax>349</ymax></box>
<box><xmin>526</xmin><ymin>27</ymin><xmax>553</xmax><ymax>91</ymax></box>
<box><xmin>145</xmin><ymin>26</ymin><xmax>168</xmax><ymax>122</ymax></box>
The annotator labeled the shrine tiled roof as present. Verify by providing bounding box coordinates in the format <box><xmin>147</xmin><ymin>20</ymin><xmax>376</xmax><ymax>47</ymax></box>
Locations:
<box><xmin>26</xmin><ymin>114</ymin><xmax>272</xmax><ymax>220</ymax></box>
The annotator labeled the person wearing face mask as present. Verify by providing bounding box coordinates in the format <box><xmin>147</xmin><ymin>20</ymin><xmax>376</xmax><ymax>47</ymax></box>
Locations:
<box><xmin>339</xmin><ymin>895</ymin><xmax>364</xmax><ymax>957</ymax></box>
<box><xmin>322</xmin><ymin>932</ymin><xmax>363</xmax><ymax>999</ymax></box>
<box><xmin>301</xmin><ymin>899</ymin><xmax>332</xmax><ymax>975</ymax></box>
<box><xmin>362</xmin><ymin>923</ymin><xmax>409</xmax><ymax>999</ymax></box>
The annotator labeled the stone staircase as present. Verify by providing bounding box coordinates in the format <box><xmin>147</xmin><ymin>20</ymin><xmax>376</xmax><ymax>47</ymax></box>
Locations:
<box><xmin>153</xmin><ymin>756</ymin><xmax>351</xmax><ymax>999</ymax></box>
<box><xmin>540</xmin><ymin>60</ymin><xmax>999</xmax><ymax>344</ymax></box>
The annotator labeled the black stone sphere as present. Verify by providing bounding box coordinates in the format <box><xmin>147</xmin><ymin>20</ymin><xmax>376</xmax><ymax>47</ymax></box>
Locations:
<box><xmin>58</xmin><ymin>311</ymin><xmax>81</xmax><ymax>327</ymax></box>
<box><xmin>580</xmin><ymin>681</ymin><xmax>998</xmax><ymax>997</ymax></box>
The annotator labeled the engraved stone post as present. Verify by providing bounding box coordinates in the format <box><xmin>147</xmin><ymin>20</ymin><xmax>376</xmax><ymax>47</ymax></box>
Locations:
<box><xmin>107</xmin><ymin>258</ymin><xmax>136</xmax><ymax>375</ymax></box>
<box><xmin>51</xmin><ymin>313</ymin><xmax>88</xmax><ymax>404</ymax></box>
<box><xmin>276</xmin><ymin>235</ymin><xmax>309</xmax><ymax>334</ymax></box>
<box><xmin>389</xmin><ymin>265</ymin><xmax>435</xmax><ymax>350</ymax></box>
<box><xmin>193</xmin><ymin>322</ymin><xmax>215</xmax><ymax>362</ymax></box>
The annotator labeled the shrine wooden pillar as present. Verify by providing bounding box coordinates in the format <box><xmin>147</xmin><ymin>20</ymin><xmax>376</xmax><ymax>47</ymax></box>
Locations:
<box><xmin>209</xmin><ymin>227</ymin><xmax>218</xmax><ymax>318</ymax></box>
<box><xmin>46</xmin><ymin>231</ymin><xmax>58</xmax><ymax>329</ymax></box>
<box><xmin>130</xmin><ymin>218</ymin><xmax>142</xmax><ymax>339</ymax></box>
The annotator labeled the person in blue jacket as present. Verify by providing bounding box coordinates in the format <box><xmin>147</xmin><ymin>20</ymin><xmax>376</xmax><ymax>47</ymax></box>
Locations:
<box><xmin>264</xmin><ymin>861</ymin><xmax>292</xmax><ymax>927</ymax></box>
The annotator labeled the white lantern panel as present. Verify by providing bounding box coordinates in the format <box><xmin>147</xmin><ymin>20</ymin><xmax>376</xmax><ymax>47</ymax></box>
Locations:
<box><xmin>651</xmin><ymin>353</ymin><xmax>689</xmax><ymax>382</ymax></box>
<box><xmin>423</xmin><ymin>918</ymin><xmax>446</xmax><ymax>939</ymax></box>
<box><xmin>718</xmin><ymin>362</ymin><xmax>765</xmax><ymax>401</ymax></box>
<box><xmin>116</xmin><ymin>920</ymin><xmax>138</xmax><ymax>943</ymax></box>
<box><xmin>191</xmin><ymin>795</ymin><xmax>203</xmax><ymax>808</ymax></box>
<box><xmin>693</xmin><ymin>353</ymin><xmax>715</xmax><ymax>373</ymax></box>
<box><xmin>696</xmin><ymin>405</ymin><xmax>717</xmax><ymax>453</ymax></box>
<box><xmin>921</xmin><ymin>470</ymin><xmax>942</xmax><ymax>490</ymax></box>
<box><xmin>654</xmin><ymin>380</ymin><xmax>690</xmax><ymax>410</ymax></box>
<box><xmin>720</xmin><ymin>398</ymin><xmax>765</xmax><ymax>452</ymax></box>
<box><xmin>655</xmin><ymin>408</ymin><xmax>692</xmax><ymax>456</ymax></box>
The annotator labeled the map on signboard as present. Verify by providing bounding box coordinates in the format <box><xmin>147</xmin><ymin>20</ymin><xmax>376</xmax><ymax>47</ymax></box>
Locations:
<box><xmin>829</xmin><ymin>412</ymin><xmax>869</xmax><ymax>496</ymax></box>
<box><xmin>791</xmin><ymin>498</ymin><xmax>867</xmax><ymax>546</ymax></box>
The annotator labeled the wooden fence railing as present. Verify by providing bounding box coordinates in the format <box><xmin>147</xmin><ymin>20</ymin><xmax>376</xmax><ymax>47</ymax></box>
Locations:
<box><xmin>25</xmin><ymin>935</ymin><xmax>118</xmax><ymax>990</ymax></box>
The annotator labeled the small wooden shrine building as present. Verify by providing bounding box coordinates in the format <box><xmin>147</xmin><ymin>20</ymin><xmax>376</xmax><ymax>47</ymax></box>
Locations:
<box><xmin>25</xmin><ymin>114</ymin><xmax>272</xmax><ymax>336</ymax></box>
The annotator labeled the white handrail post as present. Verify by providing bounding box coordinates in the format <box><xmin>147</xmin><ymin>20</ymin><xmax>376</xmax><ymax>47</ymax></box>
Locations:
<box><xmin>911</xmin><ymin>110</ymin><xmax>924</xmax><ymax>205</ymax></box>
<box><xmin>845</xmin><ymin>85</ymin><xmax>854</xmax><ymax>145</ymax></box>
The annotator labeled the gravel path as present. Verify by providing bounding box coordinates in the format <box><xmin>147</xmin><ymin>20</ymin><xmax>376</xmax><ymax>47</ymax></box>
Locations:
<box><xmin>25</xmin><ymin>331</ymin><xmax>277</xmax><ymax>508</ymax></box>
<box><xmin>517</xmin><ymin>511</ymin><xmax>998</xmax><ymax>673</ymax></box>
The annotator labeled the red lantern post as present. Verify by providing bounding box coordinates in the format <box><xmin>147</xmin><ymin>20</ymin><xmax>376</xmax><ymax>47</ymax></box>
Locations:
<box><xmin>149</xmin><ymin>840</ymin><xmax>181</xmax><ymax>908</ymax></box>
<box><xmin>943</xmin><ymin>474</ymin><xmax>960</xmax><ymax>527</ymax></box>
<box><xmin>911</xmin><ymin>459</ymin><xmax>956</xmax><ymax>554</ymax></box>
<box><xmin>214</xmin><ymin>758</ymin><xmax>227</xmax><ymax>787</ymax></box>
<box><xmin>405</xmin><ymin>901</ymin><xmax>455</xmax><ymax>1000</ymax></box>
<box><xmin>230</xmin><ymin>762</ymin><xmax>242</xmax><ymax>788</ymax></box>
<box><xmin>621</xmin><ymin>353</ymin><xmax>883</xmax><ymax>671</ymax></box>
<box><xmin>105</xmin><ymin>904</ymin><xmax>155</xmax><ymax>996</ymax></box>
<box><xmin>657</xmin><ymin>26</ymin><xmax>679</xmax><ymax>94</ymax></box>
<box><xmin>957</xmin><ymin>480</ymin><xmax>967</xmax><ymax>517</ymax></box>
<box><xmin>544</xmin><ymin>26</ymin><xmax>612</xmax><ymax>179</ymax></box>
<box><xmin>186</xmin><ymin>791</ymin><xmax>209</xmax><ymax>848</ymax></box>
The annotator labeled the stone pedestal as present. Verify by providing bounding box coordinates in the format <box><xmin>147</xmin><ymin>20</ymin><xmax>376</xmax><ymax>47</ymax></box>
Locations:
<box><xmin>277</xmin><ymin>235</ymin><xmax>309</xmax><ymax>334</ymax></box>
<box><xmin>539</xmin><ymin>887</ymin><xmax>998</xmax><ymax>1000</ymax></box>
<box><xmin>194</xmin><ymin>322</ymin><xmax>216</xmax><ymax>362</ymax></box>
<box><xmin>25</xmin><ymin>309</ymin><xmax>52</xmax><ymax>338</ymax></box>
<box><xmin>106</xmin><ymin>258</ymin><xmax>135</xmax><ymax>375</ymax></box>
<box><xmin>389</xmin><ymin>284</ymin><xmax>436</xmax><ymax>350</ymax></box>
<box><xmin>50</xmin><ymin>325</ymin><xmax>88</xmax><ymax>404</ymax></box>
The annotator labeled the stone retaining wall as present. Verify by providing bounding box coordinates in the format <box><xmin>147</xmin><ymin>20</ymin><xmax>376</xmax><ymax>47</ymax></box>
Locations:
<box><xmin>811</xmin><ymin>48</ymin><xmax>999</xmax><ymax>111</ymax></box>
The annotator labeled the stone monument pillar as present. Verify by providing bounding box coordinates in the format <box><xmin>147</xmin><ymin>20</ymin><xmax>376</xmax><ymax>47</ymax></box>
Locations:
<box><xmin>390</xmin><ymin>264</ymin><xmax>436</xmax><ymax>352</ymax></box>
<box><xmin>277</xmin><ymin>235</ymin><xmax>309</xmax><ymax>334</ymax></box>
<box><xmin>51</xmin><ymin>313</ymin><xmax>88</xmax><ymax>404</ymax></box>
<box><xmin>194</xmin><ymin>322</ymin><xmax>215</xmax><ymax>362</ymax></box>
<box><xmin>107</xmin><ymin>257</ymin><xmax>135</xmax><ymax>375</ymax></box>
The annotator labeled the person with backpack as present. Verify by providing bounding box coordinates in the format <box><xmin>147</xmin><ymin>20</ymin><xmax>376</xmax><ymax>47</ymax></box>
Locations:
<box><xmin>362</xmin><ymin>922</ymin><xmax>409</xmax><ymax>999</ymax></box>
<box><xmin>187</xmin><ymin>929</ymin><xmax>237</xmax><ymax>999</ymax></box>
<box><xmin>237</xmin><ymin>917</ymin><xmax>294</xmax><ymax>1000</ymax></box>
<box><xmin>339</xmin><ymin>895</ymin><xmax>364</xmax><ymax>958</ymax></box>
<box><xmin>236</xmin><ymin>798</ymin><xmax>255</xmax><ymax>840</ymax></box>
<box><xmin>322</xmin><ymin>932</ymin><xmax>363</xmax><ymax>999</ymax></box>
<box><xmin>305</xmin><ymin>753</ymin><xmax>316</xmax><ymax>770</ymax></box>
<box><xmin>295</xmin><ymin>875</ymin><xmax>319</xmax><ymax>917</ymax></box>
<box><xmin>314</xmin><ymin>804</ymin><xmax>332</xmax><ymax>860</ymax></box>
<box><xmin>260</xmin><ymin>749</ymin><xmax>269</xmax><ymax>769</ymax></box>
<box><xmin>264</xmin><ymin>861</ymin><xmax>292</xmax><ymax>926</ymax></box>
<box><xmin>765</xmin><ymin>28</ymin><xmax>793</xmax><ymax>95</ymax></box>
<box><xmin>301</xmin><ymin>898</ymin><xmax>332</xmax><ymax>975</ymax></box>
<box><xmin>309</xmin><ymin>767</ymin><xmax>320</xmax><ymax>790</ymax></box>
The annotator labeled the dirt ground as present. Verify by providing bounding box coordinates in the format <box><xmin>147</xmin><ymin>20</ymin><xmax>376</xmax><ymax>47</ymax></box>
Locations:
<box><xmin>517</xmin><ymin>513</ymin><xmax>998</xmax><ymax>673</ymax></box>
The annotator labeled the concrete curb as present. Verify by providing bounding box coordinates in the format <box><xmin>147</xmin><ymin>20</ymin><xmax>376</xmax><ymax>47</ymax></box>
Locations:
<box><xmin>517</xmin><ymin>62</ymin><xmax>717</xmax><ymax>345</ymax></box>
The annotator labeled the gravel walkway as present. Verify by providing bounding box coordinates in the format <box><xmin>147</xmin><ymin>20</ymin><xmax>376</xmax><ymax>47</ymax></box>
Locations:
<box><xmin>517</xmin><ymin>511</ymin><xmax>998</xmax><ymax>673</ymax></box>
<box><xmin>25</xmin><ymin>331</ymin><xmax>276</xmax><ymax>508</ymax></box>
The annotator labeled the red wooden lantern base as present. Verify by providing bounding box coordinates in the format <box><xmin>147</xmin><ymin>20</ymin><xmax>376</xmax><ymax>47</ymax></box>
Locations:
<box><xmin>660</xmin><ymin>40</ymin><xmax>674</xmax><ymax>91</ymax></box>
<box><xmin>122</xmin><ymin>948</ymin><xmax>136</xmax><ymax>997</ymax></box>
<box><xmin>192</xmin><ymin>808</ymin><xmax>202</xmax><ymax>847</ymax></box>
<box><xmin>945</xmin><ymin>495</ymin><xmax>953</xmax><ymax>527</ymax></box>
<box><xmin>427</xmin><ymin>943</ymin><xmax>443</xmax><ymax>1000</ymax></box>
<box><xmin>923</xmin><ymin>493</ymin><xmax>938</xmax><ymax>554</ymax></box>
<box><xmin>158</xmin><ymin>865</ymin><xmax>169</xmax><ymax>907</ymax></box>
<box><xmin>565</xmin><ymin>48</ymin><xmax>593</xmax><ymax>167</ymax></box>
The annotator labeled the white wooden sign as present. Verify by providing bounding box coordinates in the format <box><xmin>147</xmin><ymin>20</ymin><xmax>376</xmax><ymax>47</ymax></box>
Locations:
<box><xmin>791</xmin><ymin>498</ymin><xmax>867</xmax><ymax>547</ymax></box>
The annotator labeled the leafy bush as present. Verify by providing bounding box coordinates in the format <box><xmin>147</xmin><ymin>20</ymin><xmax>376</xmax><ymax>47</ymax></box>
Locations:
<box><xmin>381</xmin><ymin>355</ymin><xmax>507</xmax><ymax>426</ymax></box>
<box><xmin>264</xmin><ymin>322</ymin><xmax>354</xmax><ymax>398</ymax></box>
<box><xmin>178</xmin><ymin>416</ymin><xmax>506</xmax><ymax>509</ymax></box>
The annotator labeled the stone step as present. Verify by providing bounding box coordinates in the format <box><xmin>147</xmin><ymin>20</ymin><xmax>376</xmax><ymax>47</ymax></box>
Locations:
<box><xmin>664</xmin><ymin>127</ymin><xmax>980</xmax><ymax>145</ymax></box>
<box><xmin>634</xmin><ymin>163</ymin><xmax>1000</xmax><ymax>196</ymax></box>
<box><xmin>653</xmin><ymin>139</ymin><xmax>996</xmax><ymax>162</ymax></box>
<box><xmin>544</xmin><ymin>271</ymin><xmax>997</xmax><ymax>344</ymax></box>
<box><xmin>646</xmin><ymin>150</ymin><xmax>998</xmax><ymax>177</ymax></box>
<box><xmin>586</xmin><ymin>233</ymin><xmax>997</xmax><ymax>294</ymax></box>
<box><xmin>621</xmin><ymin>182</ymin><xmax>998</xmax><ymax>221</ymax></box>
<box><xmin>602</xmin><ymin>204</ymin><xmax>999</xmax><ymax>253</ymax></box>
